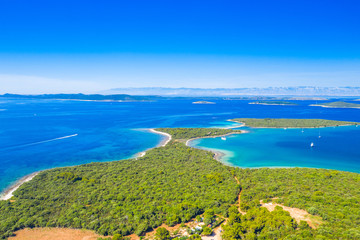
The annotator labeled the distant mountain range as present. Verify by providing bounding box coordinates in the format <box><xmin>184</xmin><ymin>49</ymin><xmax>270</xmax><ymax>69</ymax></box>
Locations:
<box><xmin>103</xmin><ymin>87</ymin><xmax>360</xmax><ymax>97</ymax></box>
<box><xmin>0</xmin><ymin>93</ymin><xmax>163</xmax><ymax>101</ymax></box>
<box><xmin>2</xmin><ymin>87</ymin><xmax>360</xmax><ymax>102</ymax></box>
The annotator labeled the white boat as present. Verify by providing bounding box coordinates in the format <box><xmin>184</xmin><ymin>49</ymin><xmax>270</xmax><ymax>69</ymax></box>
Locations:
<box><xmin>221</xmin><ymin>137</ymin><xmax>226</xmax><ymax>140</ymax></box>
<box><xmin>310</xmin><ymin>142</ymin><xmax>314</xmax><ymax>147</ymax></box>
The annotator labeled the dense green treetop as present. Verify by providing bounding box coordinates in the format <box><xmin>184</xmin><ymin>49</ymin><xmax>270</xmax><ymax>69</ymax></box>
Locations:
<box><xmin>156</xmin><ymin>128</ymin><xmax>241</xmax><ymax>140</ymax></box>
<box><xmin>230</xmin><ymin>118</ymin><xmax>359</xmax><ymax>128</ymax></box>
<box><xmin>155</xmin><ymin>227</ymin><xmax>171</xmax><ymax>240</ymax></box>
<box><xmin>232</xmin><ymin>167</ymin><xmax>360</xmax><ymax>239</ymax></box>
<box><xmin>222</xmin><ymin>205</ymin><xmax>298</xmax><ymax>240</ymax></box>
<box><xmin>0</xmin><ymin>138</ymin><xmax>239</xmax><ymax>239</ymax></box>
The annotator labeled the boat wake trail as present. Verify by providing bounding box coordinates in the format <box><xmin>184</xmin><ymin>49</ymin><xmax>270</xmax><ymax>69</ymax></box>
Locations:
<box><xmin>1</xmin><ymin>134</ymin><xmax>78</xmax><ymax>151</ymax></box>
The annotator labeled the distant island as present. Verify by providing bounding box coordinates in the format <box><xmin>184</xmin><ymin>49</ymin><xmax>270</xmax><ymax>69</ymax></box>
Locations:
<box><xmin>249</xmin><ymin>101</ymin><xmax>297</xmax><ymax>106</ymax></box>
<box><xmin>192</xmin><ymin>101</ymin><xmax>215</xmax><ymax>104</ymax></box>
<box><xmin>230</xmin><ymin>118</ymin><xmax>359</xmax><ymax>128</ymax></box>
<box><xmin>310</xmin><ymin>101</ymin><xmax>360</xmax><ymax>109</ymax></box>
<box><xmin>288</xmin><ymin>97</ymin><xmax>328</xmax><ymax>100</ymax></box>
<box><xmin>1</xmin><ymin>126</ymin><xmax>360</xmax><ymax>240</ymax></box>
<box><xmin>0</xmin><ymin>93</ymin><xmax>163</xmax><ymax>102</ymax></box>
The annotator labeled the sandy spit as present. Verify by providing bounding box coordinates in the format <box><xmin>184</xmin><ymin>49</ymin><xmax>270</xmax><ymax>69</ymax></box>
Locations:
<box><xmin>134</xmin><ymin>129</ymin><xmax>172</xmax><ymax>159</ymax></box>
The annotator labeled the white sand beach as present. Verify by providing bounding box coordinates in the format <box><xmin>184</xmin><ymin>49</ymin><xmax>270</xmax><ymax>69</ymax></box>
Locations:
<box><xmin>135</xmin><ymin>129</ymin><xmax>172</xmax><ymax>159</ymax></box>
<box><xmin>149</xmin><ymin>129</ymin><xmax>172</xmax><ymax>147</ymax></box>
<box><xmin>0</xmin><ymin>172</ymin><xmax>39</xmax><ymax>200</ymax></box>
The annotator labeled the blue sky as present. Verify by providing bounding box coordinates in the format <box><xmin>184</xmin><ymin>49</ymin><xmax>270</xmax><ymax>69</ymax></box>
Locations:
<box><xmin>0</xmin><ymin>0</ymin><xmax>359</xmax><ymax>93</ymax></box>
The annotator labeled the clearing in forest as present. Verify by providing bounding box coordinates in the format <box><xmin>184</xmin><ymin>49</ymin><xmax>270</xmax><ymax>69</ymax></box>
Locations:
<box><xmin>8</xmin><ymin>228</ymin><xmax>103</xmax><ymax>240</ymax></box>
<box><xmin>260</xmin><ymin>200</ymin><xmax>324</xmax><ymax>229</ymax></box>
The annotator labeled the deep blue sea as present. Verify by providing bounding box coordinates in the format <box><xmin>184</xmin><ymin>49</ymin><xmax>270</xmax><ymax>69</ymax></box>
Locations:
<box><xmin>1</xmin><ymin>98</ymin><xmax>360</xmax><ymax>193</ymax></box>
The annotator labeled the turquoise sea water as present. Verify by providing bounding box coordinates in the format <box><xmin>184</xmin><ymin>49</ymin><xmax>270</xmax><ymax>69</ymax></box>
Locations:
<box><xmin>189</xmin><ymin>126</ymin><xmax>360</xmax><ymax>173</ymax></box>
<box><xmin>1</xmin><ymin>98</ymin><xmax>360</xmax><ymax>193</ymax></box>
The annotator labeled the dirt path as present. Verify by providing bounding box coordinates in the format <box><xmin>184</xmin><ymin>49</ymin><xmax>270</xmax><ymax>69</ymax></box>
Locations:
<box><xmin>233</xmin><ymin>176</ymin><xmax>246</xmax><ymax>215</ymax></box>
<box><xmin>237</xmin><ymin>189</ymin><xmax>246</xmax><ymax>215</ymax></box>
<box><xmin>234</xmin><ymin>176</ymin><xmax>240</xmax><ymax>184</ymax></box>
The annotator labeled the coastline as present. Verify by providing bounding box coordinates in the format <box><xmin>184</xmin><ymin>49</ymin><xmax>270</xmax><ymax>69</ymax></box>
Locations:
<box><xmin>187</xmin><ymin>142</ymin><xmax>234</xmax><ymax>166</ymax></box>
<box><xmin>185</xmin><ymin>131</ymin><xmax>243</xmax><ymax>147</ymax></box>
<box><xmin>185</xmin><ymin>131</ymin><xmax>244</xmax><ymax>166</ymax></box>
<box><xmin>135</xmin><ymin>129</ymin><xmax>172</xmax><ymax>159</ymax></box>
<box><xmin>223</xmin><ymin>121</ymin><xmax>245</xmax><ymax>129</ymax></box>
<box><xmin>0</xmin><ymin>172</ymin><xmax>39</xmax><ymax>201</ymax></box>
<box><xmin>1</xmin><ymin>128</ymin><xmax>172</xmax><ymax>201</ymax></box>
<box><xmin>149</xmin><ymin>129</ymin><xmax>172</xmax><ymax>147</ymax></box>
<box><xmin>213</xmin><ymin>151</ymin><xmax>225</xmax><ymax>161</ymax></box>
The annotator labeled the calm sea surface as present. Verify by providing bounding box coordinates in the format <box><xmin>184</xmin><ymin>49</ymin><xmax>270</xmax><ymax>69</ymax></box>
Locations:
<box><xmin>189</xmin><ymin>126</ymin><xmax>360</xmax><ymax>172</ymax></box>
<box><xmin>1</xmin><ymin>98</ymin><xmax>360</xmax><ymax>192</ymax></box>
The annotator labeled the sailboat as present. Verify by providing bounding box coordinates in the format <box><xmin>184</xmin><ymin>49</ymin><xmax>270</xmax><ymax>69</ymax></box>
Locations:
<box><xmin>310</xmin><ymin>142</ymin><xmax>314</xmax><ymax>147</ymax></box>
<box><xmin>318</xmin><ymin>129</ymin><xmax>321</xmax><ymax>138</ymax></box>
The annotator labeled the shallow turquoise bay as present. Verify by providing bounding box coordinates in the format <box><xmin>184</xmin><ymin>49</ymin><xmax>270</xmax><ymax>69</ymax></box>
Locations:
<box><xmin>190</xmin><ymin>126</ymin><xmax>360</xmax><ymax>173</ymax></box>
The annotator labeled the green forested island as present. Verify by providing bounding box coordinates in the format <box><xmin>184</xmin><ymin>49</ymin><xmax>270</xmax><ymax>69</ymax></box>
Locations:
<box><xmin>249</xmin><ymin>101</ymin><xmax>297</xmax><ymax>106</ymax></box>
<box><xmin>231</xmin><ymin>118</ymin><xmax>359</xmax><ymax>128</ymax></box>
<box><xmin>310</xmin><ymin>101</ymin><xmax>360</xmax><ymax>109</ymax></box>
<box><xmin>1</xmin><ymin>127</ymin><xmax>360</xmax><ymax>239</ymax></box>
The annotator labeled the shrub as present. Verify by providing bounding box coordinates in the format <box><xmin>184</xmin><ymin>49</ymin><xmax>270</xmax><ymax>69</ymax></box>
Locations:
<box><xmin>155</xmin><ymin>227</ymin><xmax>170</xmax><ymax>240</ymax></box>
